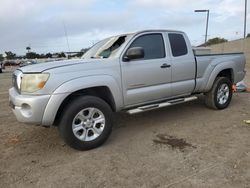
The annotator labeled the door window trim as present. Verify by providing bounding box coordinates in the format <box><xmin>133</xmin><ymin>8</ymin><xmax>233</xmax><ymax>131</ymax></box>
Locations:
<box><xmin>122</xmin><ymin>33</ymin><xmax>166</xmax><ymax>62</ymax></box>
<box><xmin>168</xmin><ymin>33</ymin><xmax>188</xmax><ymax>57</ymax></box>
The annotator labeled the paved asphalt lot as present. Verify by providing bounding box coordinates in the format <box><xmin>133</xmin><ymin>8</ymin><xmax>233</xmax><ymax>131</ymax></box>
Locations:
<box><xmin>0</xmin><ymin>67</ymin><xmax>250</xmax><ymax>188</ymax></box>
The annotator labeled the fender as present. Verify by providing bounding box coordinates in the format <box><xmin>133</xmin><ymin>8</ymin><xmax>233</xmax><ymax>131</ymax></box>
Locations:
<box><xmin>42</xmin><ymin>75</ymin><xmax>123</xmax><ymax>126</ymax></box>
<box><xmin>204</xmin><ymin>61</ymin><xmax>235</xmax><ymax>91</ymax></box>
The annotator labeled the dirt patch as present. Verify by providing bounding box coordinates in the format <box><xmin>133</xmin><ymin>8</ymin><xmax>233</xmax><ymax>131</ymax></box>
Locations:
<box><xmin>1</xmin><ymin>69</ymin><xmax>250</xmax><ymax>187</ymax></box>
<box><xmin>153</xmin><ymin>134</ymin><xmax>196</xmax><ymax>150</ymax></box>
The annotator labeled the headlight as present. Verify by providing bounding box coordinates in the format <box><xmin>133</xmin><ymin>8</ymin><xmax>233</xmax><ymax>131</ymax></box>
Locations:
<box><xmin>21</xmin><ymin>73</ymin><xmax>49</xmax><ymax>93</ymax></box>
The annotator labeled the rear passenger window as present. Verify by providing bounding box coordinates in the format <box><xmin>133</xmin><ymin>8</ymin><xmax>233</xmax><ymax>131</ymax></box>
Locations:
<box><xmin>129</xmin><ymin>34</ymin><xmax>165</xmax><ymax>60</ymax></box>
<box><xmin>168</xmin><ymin>33</ymin><xmax>188</xmax><ymax>57</ymax></box>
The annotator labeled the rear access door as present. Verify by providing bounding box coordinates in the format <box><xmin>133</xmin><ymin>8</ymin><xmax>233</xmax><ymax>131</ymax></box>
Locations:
<box><xmin>167</xmin><ymin>32</ymin><xmax>196</xmax><ymax>97</ymax></box>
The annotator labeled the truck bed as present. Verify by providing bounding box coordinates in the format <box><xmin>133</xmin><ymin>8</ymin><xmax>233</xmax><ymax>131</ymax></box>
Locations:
<box><xmin>194</xmin><ymin>52</ymin><xmax>245</xmax><ymax>92</ymax></box>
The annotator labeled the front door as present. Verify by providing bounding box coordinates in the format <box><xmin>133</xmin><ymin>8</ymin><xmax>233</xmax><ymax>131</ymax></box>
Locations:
<box><xmin>121</xmin><ymin>33</ymin><xmax>172</xmax><ymax>106</ymax></box>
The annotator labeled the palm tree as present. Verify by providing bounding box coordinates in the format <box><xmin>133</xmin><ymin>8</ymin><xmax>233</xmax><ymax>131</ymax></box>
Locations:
<box><xmin>26</xmin><ymin>46</ymin><xmax>31</xmax><ymax>53</ymax></box>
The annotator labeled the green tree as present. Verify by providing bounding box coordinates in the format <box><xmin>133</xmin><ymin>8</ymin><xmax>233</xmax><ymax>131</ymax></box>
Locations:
<box><xmin>45</xmin><ymin>53</ymin><xmax>52</xmax><ymax>58</ymax></box>
<box><xmin>5</xmin><ymin>51</ymin><xmax>16</xmax><ymax>59</ymax></box>
<box><xmin>39</xmin><ymin>54</ymin><xmax>46</xmax><ymax>58</ymax></box>
<box><xmin>58</xmin><ymin>52</ymin><xmax>66</xmax><ymax>58</ymax></box>
<box><xmin>203</xmin><ymin>37</ymin><xmax>228</xmax><ymax>46</ymax></box>
<box><xmin>26</xmin><ymin>52</ymin><xmax>40</xmax><ymax>59</ymax></box>
<box><xmin>247</xmin><ymin>33</ymin><xmax>250</xmax><ymax>38</ymax></box>
<box><xmin>80</xmin><ymin>48</ymin><xmax>89</xmax><ymax>54</ymax></box>
<box><xmin>26</xmin><ymin>46</ymin><xmax>31</xmax><ymax>53</ymax></box>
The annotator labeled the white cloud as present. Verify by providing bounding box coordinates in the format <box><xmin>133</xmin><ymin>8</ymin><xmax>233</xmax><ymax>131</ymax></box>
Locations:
<box><xmin>0</xmin><ymin>0</ymin><xmax>248</xmax><ymax>54</ymax></box>
<box><xmin>133</xmin><ymin>0</ymin><xmax>203</xmax><ymax>8</ymax></box>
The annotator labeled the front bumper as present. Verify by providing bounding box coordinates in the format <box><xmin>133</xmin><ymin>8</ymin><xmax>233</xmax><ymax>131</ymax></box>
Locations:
<box><xmin>9</xmin><ymin>88</ymin><xmax>51</xmax><ymax>124</ymax></box>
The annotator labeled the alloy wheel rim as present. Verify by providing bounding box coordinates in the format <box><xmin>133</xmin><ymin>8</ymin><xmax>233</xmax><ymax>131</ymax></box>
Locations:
<box><xmin>217</xmin><ymin>83</ymin><xmax>230</xmax><ymax>105</ymax></box>
<box><xmin>72</xmin><ymin>107</ymin><xmax>105</xmax><ymax>141</ymax></box>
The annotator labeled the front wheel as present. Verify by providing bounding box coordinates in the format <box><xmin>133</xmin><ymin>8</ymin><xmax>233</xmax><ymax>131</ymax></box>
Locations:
<box><xmin>58</xmin><ymin>96</ymin><xmax>113</xmax><ymax>150</ymax></box>
<box><xmin>205</xmin><ymin>77</ymin><xmax>233</xmax><ymax>110</ymax></box>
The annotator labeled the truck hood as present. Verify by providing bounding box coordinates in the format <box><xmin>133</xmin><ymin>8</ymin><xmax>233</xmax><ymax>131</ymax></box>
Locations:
<box><xmin>18</xmin><ymin>59</ymin><xmax>99</xmax><ymax>73</ymax></box>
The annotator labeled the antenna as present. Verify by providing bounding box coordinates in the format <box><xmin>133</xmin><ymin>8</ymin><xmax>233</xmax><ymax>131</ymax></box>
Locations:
<box><xmin>63</xmin><ymin>21</ymin><xmax>70</xmax><ymax>52</ymax></box>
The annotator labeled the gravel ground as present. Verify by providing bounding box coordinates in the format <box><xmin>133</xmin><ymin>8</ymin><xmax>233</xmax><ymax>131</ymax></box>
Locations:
<box><xmin>0</xmin><ymin>66</ymin><xmax>250</xmax><ymax>188</ymax></box>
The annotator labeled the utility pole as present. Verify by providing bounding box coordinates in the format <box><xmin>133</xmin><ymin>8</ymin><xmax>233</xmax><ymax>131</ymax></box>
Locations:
<box><xmin>205</xmin><ymin>10</ymin><xmax>210</xmax><ymax>43</ymax></box>
<box><xmin>195</xmin><ymin>9</ymin><xmax>210</xmax><ymax>43</ymax></box>
<box><xmin>244</xmin><ymin>0</ymin><xmax>248</xmax><ymax>38</ymax></box>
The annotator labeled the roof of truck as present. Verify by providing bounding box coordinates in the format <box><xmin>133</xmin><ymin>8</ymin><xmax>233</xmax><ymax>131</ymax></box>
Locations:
<box><xmin>111</xmin><ymin>29</ymin><xmax>185</xmax><ymax>38</ymax></box>
<box><xmin>135</xmin><ymin>29</ymin><xmax>184</xmax><ymax>34</ymax></box>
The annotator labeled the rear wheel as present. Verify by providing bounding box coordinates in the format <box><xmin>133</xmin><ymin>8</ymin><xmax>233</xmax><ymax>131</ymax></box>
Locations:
<box><xmin>205</xmin><ymin>77</ymin><xmax>232</xmax><ymax>110</ymax></box>
<box><xmin>58</xmin><ymin>96</ymin><xmax>113</xmax><ymax>150</ymax></box>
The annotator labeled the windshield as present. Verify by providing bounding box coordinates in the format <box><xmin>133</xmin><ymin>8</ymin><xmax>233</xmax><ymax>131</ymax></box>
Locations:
<box><xmin>82</xmin><ymin>35</ymin><xmax>131</xmax><ymax>59</ymax></box>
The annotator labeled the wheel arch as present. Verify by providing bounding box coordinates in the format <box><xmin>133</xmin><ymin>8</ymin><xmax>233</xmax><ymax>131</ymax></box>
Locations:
<box><xmin>217</xmin><ymin>68</ymin><xmax>234</xmax><ymax>83</ymax></box>
<box><xmin>53</xmin><ymin>86</ymin><xmax>116</xmax><ymax>126</ymax></box>
<box><xmin>42</xmin><ymin>75</ymin><xmax>123</xmax><ymax>126</ymax></box>
<box><xmin>204</xmin><ymin>62</ymin><xmax>235</xmax><ymax>91</ymax></box>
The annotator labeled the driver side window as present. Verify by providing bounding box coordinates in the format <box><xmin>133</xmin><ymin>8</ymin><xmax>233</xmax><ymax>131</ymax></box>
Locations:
<box><xmin>128</xmin><ymin>33</ymin><xmax>165</xmax><ymax>60</ymax></box>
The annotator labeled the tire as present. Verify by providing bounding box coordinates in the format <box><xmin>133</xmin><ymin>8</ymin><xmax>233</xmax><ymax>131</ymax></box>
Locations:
<box><xmin>58</xmin><ymin>95</ymin><xmax>113</xmax><ymax>150</ymax></box>
<box><xmin>205</xmin><ymin>77</ymin><xmax>232</xmax><ymax>110</ymax></box>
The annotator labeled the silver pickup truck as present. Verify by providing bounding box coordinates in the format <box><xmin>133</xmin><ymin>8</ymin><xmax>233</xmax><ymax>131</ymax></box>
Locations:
<box><xmin>9</xmin><ymin>30</ymin><xmax>246</xmax><ymax>150</ymax></box>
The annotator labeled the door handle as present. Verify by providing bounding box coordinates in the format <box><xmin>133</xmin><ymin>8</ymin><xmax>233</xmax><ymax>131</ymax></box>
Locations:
<box><xmin>160</xmin><ymin>63</ymin><xmax>171</xmax><ymax>68</ymax></box>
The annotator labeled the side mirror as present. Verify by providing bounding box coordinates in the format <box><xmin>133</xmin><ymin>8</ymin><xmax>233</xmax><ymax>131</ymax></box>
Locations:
<box><xmin>124</xmin><ymin>47</ymin><xmax>144</xmax><ymax>61</ymax></box>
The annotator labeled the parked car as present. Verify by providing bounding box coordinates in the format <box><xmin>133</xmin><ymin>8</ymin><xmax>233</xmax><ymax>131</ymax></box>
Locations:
<box><xmin>4</xmin><ymin>60</ymin><xmax>18</xmax><ymax>67</ymax></box>
<box><xmin>19</xmin><ymin>60</ymin><xmax>37</xmax><ymax>67</ymax></box>
<box><xmin>9</xmin><ymin>30</ymin><xmax>246</xmax><ymax>150</ymax></box>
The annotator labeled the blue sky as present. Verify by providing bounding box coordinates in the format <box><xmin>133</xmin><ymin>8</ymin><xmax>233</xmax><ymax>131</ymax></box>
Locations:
<box><xmin>0</xmin><ymin>0</ymin><xmax>249</xmax><ymax>55</ymax></box>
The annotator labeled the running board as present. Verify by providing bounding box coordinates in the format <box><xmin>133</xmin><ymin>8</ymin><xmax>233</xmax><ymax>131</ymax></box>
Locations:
<box><xmin>127</xmin><ymin>96</ymin><xmax>198</xmax><ymax>114</ymax></box>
